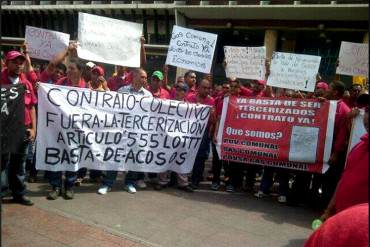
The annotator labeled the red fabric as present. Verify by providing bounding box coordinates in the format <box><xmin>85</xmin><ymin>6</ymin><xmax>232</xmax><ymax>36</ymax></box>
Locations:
<box><xmin>150</xmin><ymin>87</ymin><xmax>170</xmax><ymax>99</ymax></box>
<box><xmin>26</xmin><ymin>70</ymin><xmax>39</xmax><ymax>87</ymax></box>
<box><xmin>240</xmin><ymin>86</ymin><xmax>267</xmax><ymax>97</ymax></box>
<box><xmin>170</xmin><ymin>87</ymin><xmax>177</xmax><ymax>99</ymax></box>
<box><xmin>186</xmin><ymin>93</ymin><xmax>215</xmax><ymax>106</ymax></box>
<box><xmin>335</xmin><ymin>134</ymin><xmax>369</xmax><ymax>213</ymax></box>
<box><xmin>107</xmin><ymin>71</ymin><xmax>132</xmax><ymax>91</ymax></box>
<box><xmin>1</xmin><ymin>69</ymin><xmax>37</xmax><ymax>126</ymax></box>
<box><xmin>333</xmin><ymin>100</ymin><xmax>351</xmax><ymax>154</ymax></box>
<box><xmin>39</xmin><ymin>70</ymin><xmax>57</xmax><ymax>84</ymax></box>
<box><xmin>55</xmin><ymin>76</ymin><xmax>86</xmax><ymax>88</ymax></box>
<box><xmin>186</xmin><ymin>85</ymin><xmax>197</xmax><ymax>98</ymax></box>
<box><xmin>303</xmin><ymin>203</ymin><xmax>368</xmax><ymax>247</ymax></box>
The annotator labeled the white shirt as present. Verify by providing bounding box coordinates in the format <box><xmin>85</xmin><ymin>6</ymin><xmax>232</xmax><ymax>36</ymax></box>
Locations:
<box><xmin>8</xmin><ymin>76</ymin><xmax>20</xmax><ymax>85</ymax></box>
<box><xmin>117</xmin><ymin>84</ymin><xmax>152</xmax><ymax>97</ymax></box>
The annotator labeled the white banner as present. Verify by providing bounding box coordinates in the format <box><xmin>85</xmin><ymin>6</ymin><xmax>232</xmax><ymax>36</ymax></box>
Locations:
<box><xmin>267</xmin><ymin>52</ymin><xmax>321</xmax><ymax>92</ymax></box>
<box><xmin>77</xmin><ymin>12</ymin><xmax>142</xmax><ymax>67</ymax></box>
<box><xmin>36</xmin><ymin>84</ymin><xmax>210</xmax><ymax>173</ymax></box>
<box><xmin>224</xmin><ymin>46</ymin><xmax>266</xmax><ymax>80</ymax></box>
<box><xmin>347</xmin><ymin>109</ymin><xmax>366</xmax><ymax>153</ymax></box>
<box><xmin>25</xmin><ymin>26</ymin><xmax>70</xmax><ymax>61</ymax></box>
<box><xmin>165</xmin><ymin>25</ymin><xmax>217</xmax><ymax>74</ymax></box>
<box><xmin>336</xmin><ymin>41</ymin><xmax>369</xmax><ymax>77</ymax></box>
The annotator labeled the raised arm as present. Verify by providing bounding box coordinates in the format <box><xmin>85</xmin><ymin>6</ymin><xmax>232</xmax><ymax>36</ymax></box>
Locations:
<box><xmin>140</xmin><ymin>36</ymin><xmax>147</xmax><ymax>67</ymax></box>
<box><xmin>46</xmin><ymin>41</ymin><xmax>78</xmax><ymax>75</ymax></box>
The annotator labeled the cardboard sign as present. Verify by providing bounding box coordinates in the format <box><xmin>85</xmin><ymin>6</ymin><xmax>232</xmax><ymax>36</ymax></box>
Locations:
<box><xmin>224</xmin><ymin>46</ymin><xmax>266</xmax><ymax>80</ymax></box>
<box><xmin>165</xmin><ymin>25</ymin><xmax>217</xmax><ymax>74</ymax></box>
<box><xmin>77</xmin><ymin>12</ymin><xmax>142</xmax><ymax>67</ymax></box>
<box><xmin>216</xmin><ymin>97</ymin><xmax>337</xmax><ymax>173</ymax></box>
<box><xmin>36</xmin><ymin>84</ymin><xmax>211</xmax><ymax>173</ymax></box>
<box><xmin>25</xmin><ymin>26</ymin><xmax>70</xmax><ymax>61</ymax></box>
<box><xmin>267</xmin><ymin>52</ymin><xmax>321</xmax><ymax>92</ymax></box>
<box><xmin>337</xmin><ymin>41</ymin><xmax>369</xmax><ymax>77</ymax></box>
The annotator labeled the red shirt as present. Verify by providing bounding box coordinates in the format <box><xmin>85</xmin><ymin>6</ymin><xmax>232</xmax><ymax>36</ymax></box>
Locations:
<box><xmin>40</xmin><ymin>70</ymin><xmax>57</xmax><ymax>84</ymax></box>
<box><xmin>186</xmin><ymin>93</ymin><xmax>215</xmax><ymax>106</ymax></box>
<box><xmin>332</xmin><ymin>100</ymin><xmax>351</xmax><ymax>154</ymax></box>
<box><xmin>304</xmin><ymin>203</ymin><xmax>368</xmax><ymax>247</ymax></box>
<box><xmin>26</xmin><ymin>70</ymin><xmax>39</xmax><ymax>86</ymax></box>
<box><xmin>56</xmin><ymin>77</ymin><xmax>87</xmax><ymax>88</ymax></box>
<box><xmin>107</xmin><ymin>71</ymin><xmax>133</xmax><ymax>91</ymax></box>
<box><xmin>240</xmin><ymin>86</ymin><xmax>267</xmax><ymax>97</ymax></box>
<box><xmin>1</xmin><ymin>69</ymin><xmax>37</xmax><ymax>126</ymax></box>
<box><xmin>150</xmin><ymin>87</ymin><xmax>170</xmax><ymax>99</ymax></box>
<box><xmin>334</xmin><ymin>133</ymin><xmax>368</xmax><ymax>213</ymax></box>
<box><xmin>170</xmin><ymin>87</ymin><xmax>177</xmax><ymax>99</ymax></box>
<box><xmin>186</xmin><ymin>85</ymin><xmax>197</xmax><ymax>99</ymax></box>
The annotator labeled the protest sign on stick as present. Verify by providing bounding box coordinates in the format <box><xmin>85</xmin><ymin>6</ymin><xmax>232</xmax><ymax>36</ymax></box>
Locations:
<box><xmin>267</xmin><ymin>52</ymin><xmax>321</xmax><ymax>92</ymax></box>
<box><xmin>25</xmin><ymin>26</ymin><xmax>70</xmax><ymax>61</ymax></box>
<box><xmin>165</xmin><ymin>25</ymin><xmax>218</xmax><ymax>74</ymax></box>
<box><xmin>1</xmin><ymin>85</ymin><xmax>25</xmax><ymax>154</ymax></box>
<box><xmin>224</xmin><ymin>46</ymin><xmax>266</xmax><ymax>80</ymax></box>
<box><xmin>216</xmin><ymin>96</ymin><xmax>337</xmax><ymax>173</ymax></box>
<box><xmin>336</xmin><ymin>41</ymin><xmax>369</xmax><ymax>77</ymax></box>
<box><xmin>36</xmin><ymin>84</ymin><xmax>210</xmax><ymax>173</ymax></box>
<box><xmin>77</xmin><ymin>12</ymin><xmax>142</xmax><ymax>67</ymax></box>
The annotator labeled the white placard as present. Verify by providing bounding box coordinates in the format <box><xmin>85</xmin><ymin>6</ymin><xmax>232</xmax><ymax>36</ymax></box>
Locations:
<box><xmin>348</xmin><ymin>109</ymin><xmax>367</xmax><ymax>152</ymax></box>
<box><xmin>224</xmin><ymin>46</ymin><xmax>266</xmax><ymax>80</ymax></box>
<box><xmin>267</xmin><ymin>52</ymin><xmax>321</xmax><ymax>92</ymax></box>
<box><xmin>25</xmin><ymin>26</ymin><xmax>70</xmax><ymax>61</ymax></box>
<box><xmin>337</xmin><ymin>41</ymin><xmax>369</xmax><ymax>77</ymax></box>
<box><xmin>36</xmin><ymin>84</ymin><xmax>211</xmax><ymax>173</ymax></box>
<box><xmin>165</xmin><ymin>25</ymin><xmax>218</xmax><ymax>74</ymax></box>
<box><xmin>77</xmin><ymin>12</ymin><xmax>142</xmax><ymax>67</ymax></box>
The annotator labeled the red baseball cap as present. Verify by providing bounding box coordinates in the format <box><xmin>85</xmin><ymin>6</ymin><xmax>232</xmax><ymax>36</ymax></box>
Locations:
<box><xmin>316</xmin><ymin>81</ymin><xmax>329</xmax><ymax>91</ymax></box>
<box><xmin>91</xmin><ymin>65</ymin><xmax>105</xmax><ymax>76</ymax></box>
<box><xmin>5</xmin><ymin>50</ymin><xmax>25</xmax><ymax>61</ymax></box>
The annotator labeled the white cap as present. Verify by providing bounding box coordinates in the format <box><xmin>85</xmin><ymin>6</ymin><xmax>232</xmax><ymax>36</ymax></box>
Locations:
<box><xmin>86</xmin><ymin>61</ymin><xmax>96</xmax><ymax>68</ymax></box>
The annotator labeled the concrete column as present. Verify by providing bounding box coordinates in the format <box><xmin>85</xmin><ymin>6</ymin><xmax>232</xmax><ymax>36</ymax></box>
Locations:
<box><xmin>264</xmin><ymin>30</ymin><xmax>278</xmax><ymax>60</ymax></box>
<box><xmin>174</xmin><ymin>9</ymin><xmax>188</xmax><ymax>79</ymax></box>
<box><xmin>363</xmin><ymin>32</ymin><xmax>368</xmax><ymax>43</ymax></box>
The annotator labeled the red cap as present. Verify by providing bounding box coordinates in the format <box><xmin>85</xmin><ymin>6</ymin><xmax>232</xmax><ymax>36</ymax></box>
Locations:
<box><xmin>91</xmin><ymin>65</ymin><xmax>105</xmax><ymax>76</ymax></box>
<box><xmin>5</xmin><ymin>50</ymin><xmax>25</xmax><ymax>61</ymax></box>
<box><xmin>316</xmin><ymin>81</ymin><xmax>329</xmax><ymax>91</ymax></box>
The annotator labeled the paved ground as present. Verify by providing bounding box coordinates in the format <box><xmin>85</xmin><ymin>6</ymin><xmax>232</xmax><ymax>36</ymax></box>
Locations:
<box><xmin>2</xmin><ymin>172</ymin><xmax>319</xmax><ymax>247</ymax></box>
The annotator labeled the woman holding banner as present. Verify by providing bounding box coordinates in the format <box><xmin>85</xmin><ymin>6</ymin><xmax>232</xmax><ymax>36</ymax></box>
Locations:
<box><xmin>47</xmin><ymin>58</ymin><xmax>87</xmax><ymax>200</ymax></box>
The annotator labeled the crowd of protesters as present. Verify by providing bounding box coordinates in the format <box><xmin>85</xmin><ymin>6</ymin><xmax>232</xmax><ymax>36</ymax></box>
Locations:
<box><xmin>1</xmin><ymin>38</ymin><xmax>368</xmax><ymax>245</ymax></box>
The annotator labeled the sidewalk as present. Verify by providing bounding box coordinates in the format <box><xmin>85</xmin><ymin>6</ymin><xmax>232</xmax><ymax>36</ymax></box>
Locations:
<box><xmin>2</xmin><ymin>202</ymin><xmax>143</xmax><ymax>247</ymax></box>
<box><xmin>2</xmin><ymin>174</ymin><xmax>317</xmax><ymax>247</ymax></box>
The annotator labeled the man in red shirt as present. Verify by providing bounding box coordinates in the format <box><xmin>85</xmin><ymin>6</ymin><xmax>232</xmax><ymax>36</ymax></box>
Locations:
<box><xmin>320</xmin><ymin>107</ymin><xmax>368</xmax><ymax>220</ymax></box>
<box><xmin>148</xmin><ymin>71</ymin><xmax>170</xmax><ymax>99</ymax></box>
<box><xmin>1</xmin><ymin>50</ymin><xmax>37</xmax><ymax>206</ymax></box>
<box><xmin>240</xmin><ymin>79</ymin><xmax>273</xmax><ymax>98</ymax></box>
<box><xmin>184</xmin><ymin>71</ymin><xmax>197</xmax><ymax>98</ymax></box>
<box><xmin>39</xmin><ymin>42</ymin><xmax>77</xmax><ymax>84</ymax></box>
<box><xmin>186</xmin><ymin>79</ymin><xmax>215</xmax><ymax>189</ymax></box>
<box><xmin>107</xmin><ymin>65</ymin><xmax>133</xmax><ymax>91</ymax></box>
<box><xmin>320</xmin><ymin>81</ymin><xmax>351</xmax><ymax>206</ymax></box>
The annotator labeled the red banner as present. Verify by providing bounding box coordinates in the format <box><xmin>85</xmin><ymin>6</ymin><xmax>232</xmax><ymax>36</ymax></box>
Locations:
<box><xmin>216</xmin><ymin>97</ymin><xmax>337</xmax><ymax>173</ymax></box>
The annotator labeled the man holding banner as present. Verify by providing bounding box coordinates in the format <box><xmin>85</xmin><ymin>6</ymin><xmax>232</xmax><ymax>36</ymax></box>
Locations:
<box><xmin>97</xmin><ymin>68</ymin><xmax>152</xmax><ymax>195</ymax></box>
<box><xmin>1</xmin><ymin>50</ymin><xmax>37</xmax><ymax>206</ymax></box>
